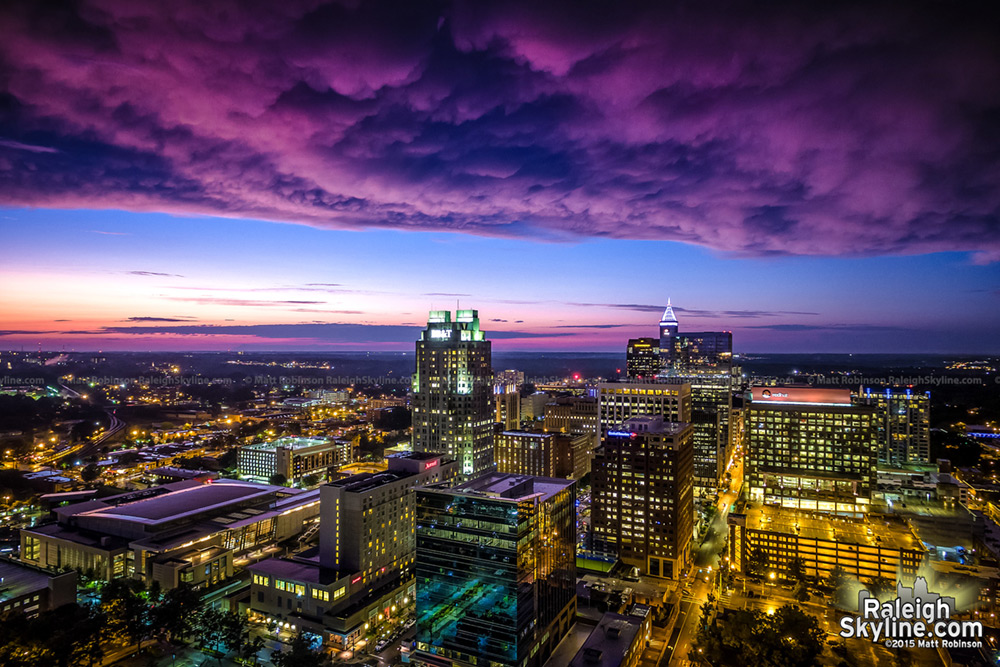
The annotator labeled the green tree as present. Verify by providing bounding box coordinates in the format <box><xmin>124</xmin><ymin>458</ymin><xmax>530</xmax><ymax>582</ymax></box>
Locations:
<box><xmin>271</xmin><ymin>632</ymin><xmax>328</xmax><ymax>667</ymax></box>
<box><xmin>868</xmin><ymin>575</ymin><xmax>895</xmax><ymax>599</ymax></box>
<box><xmin>154</xmin><ymin>583</ymin><xmax>201</xmax><ymax>642</ymax></box>
<box><xmin>80</xmin><ymin>463</ymin><xmax>101</xmax><ymax>483</ymax></box>
<box><xmin>788</xmin><ymin>556</ymin><xmax>806</xmax><ymax>582</ymax></box>
<box><xmin>100</xmin><ymin>579</ymin><xmax>153</xmax><ymax>655</ymax></box>
<box><xmin>195</xmin><ymin>607</ymin><xmax>250</xmax><ymax>665</ymax></box>
<box><xmin>694</xmin><ymin>603</ymin><xmax>824</xmax><ymax>667</ymax></box>
<box><xmin>747</xmin><ymin>545</ymin><xmax>769</xmax><ymax>576</ymax></box>
<box><xmin>268</xmin><ymin>473</ymin><xmax>288</xmax><ymax>486</ymax></box>
<box><xmin>302</xmin><ymin>473</ymin><xmax>322</xmax><ymax>487</ymax></box>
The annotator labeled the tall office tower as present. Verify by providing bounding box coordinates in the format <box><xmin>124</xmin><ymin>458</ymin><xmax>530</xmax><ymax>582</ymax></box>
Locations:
<box><xmin>412</xmin><ymin>310</ymin><xmax>494</xmax><ymax>479</ymax></box>
<box><xmin>592</xmin><ymin>416</ymin><xmax>694</xmax><ymax>579</ymax></box>
<box><xmin>626</xmin><ymin>337</ymin><xmax>661</xmax><ymax>379</ymax></box>
<box><xmin>413</xmin><ymin>474</ymin><xmax>576</xmax><ymax>667</ymax></box>
<box><xmin>495</xmin><ymin>429</ymin><xmax>590</xmax><ymax>479</ymax></box>
<box><xmin>658</xmin><ymin>299</ymin><xmax>680</xmax><ymax>370</ymax></box>
<box><xmin>494</xmin><ymin>381</ymin><xmax>521</xmax><ymax>429</ymax></box>
<box><xmin>659</xmin><ymin>373</ymin><xmax>732</xmax><ymax>498</ymax></box>
<box><xmin>746</xmin><ymin>386</ymin><xmax>877</xmax><ymax>515</ymax></box>
<box><xmin>859</xmin><ymin>387</ymin><xmax>931</xmax><ymax>466</ymax></box>
<box><xmin>670</xmin><ymin>331</ymin><xmax>734</xmax><ymax>371</ymax></box>
<box><xmin>597</xmin><ymin>382</ymin><xmax>691</xmax><ymax>436</ymax></box>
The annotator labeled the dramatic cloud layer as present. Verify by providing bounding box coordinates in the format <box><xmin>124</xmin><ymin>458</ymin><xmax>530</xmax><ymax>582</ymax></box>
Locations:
<box><xmin>1</xmin><ymin>0</ymin><xmax>998</xmax><ymax>259</ymax></box>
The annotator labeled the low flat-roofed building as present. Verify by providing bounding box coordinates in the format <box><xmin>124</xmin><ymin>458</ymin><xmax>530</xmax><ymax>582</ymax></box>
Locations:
<box><xmin>0</xmin><ymin>558</ymin><xmax>77</xmax><ymax>618</ymax></box>
<box><xmin>568</xmin><ymin>608</ymin><xmax>651</xmax><ymax>667</ymax></box>
<box><xmin>20</xmin><ymin>479</ymin><xmax>319</xmax><ymax>588</ymax></box>
<box><xmin>238</xmin><ymin>437</ymin><xmax>349</xmax><ymax>484</ymax></box>
<box><xmin>728</xmin><ymin>504</ymin><xmax>925</xmax><ymax>583</ymax></box>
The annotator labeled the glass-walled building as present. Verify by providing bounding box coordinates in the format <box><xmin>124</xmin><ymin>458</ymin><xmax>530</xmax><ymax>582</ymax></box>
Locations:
<box><xmin>413</xmin><ymin>474</ymin><xmax>576</xmax><ymax>667</ymax></box>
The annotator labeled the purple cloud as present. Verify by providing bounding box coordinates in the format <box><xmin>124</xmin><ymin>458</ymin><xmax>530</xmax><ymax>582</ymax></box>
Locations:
<box><xmin>0</xmin><ymin>1</ymin><xmax>998</xmax><ymax>259</ymax></box>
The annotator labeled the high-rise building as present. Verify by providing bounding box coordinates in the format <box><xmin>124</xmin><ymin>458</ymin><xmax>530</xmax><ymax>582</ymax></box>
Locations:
<box><xmin>860</xmin><ymin>387</ymin><xmax>931</xmax><ymax>466</ymax></box>
<box><xmin>653</xmin><ymin>302</ymin><xmax>735</xmax><ymax>496</ymax></box>
<box><xmin>544</xmin><ymin>395</ymin><xmax>600</xmax><ymax>475</ymax></box>
<box><xmin>592</xmin><ymin>416</ymin><xmax>694</xmax><ymax>579</ymax></box>
<box><xmin>414</xmin><ymin>474</ymin><xmax>576</xmax><ymax>667</ymax></box>
<box><xmin>495</xmin><ymin>369</ymin><xmax>525</xmax><ymax>387</ymax></box>
<box><xmin>626</xmin><ymin>337</ymin><xmax>660</xmax><ymax>379</ymax></box>
<box><xmin>670</xmin><ymin>331</ymin><xmax>733</xmax><ymax>371</ymax></box>
<box><xmin>658</xmin><ymin>300</ymin><xmax>680</xmax><ymax>370</ymax></box>
<box><xmin>746</xmin><ymin>386</ymin><xmax>877</xmax><ymax>515</ymax></box>
<box><xmin>412</xmin><ymin>310</ymin><xmax>494</xmax><ymax>479</ymax></box>
<box><xmin>659</xmin><ymin>374</ymin><xmax>732</xmax><ymax>497</ymax></box>
<box><xmin>250</xmin><ymin>452</ymin><xmax>459</xmax><ymax>649</ymax></box>
<box><xmin>494</xmin><ymin>381</ymin><xmax>521</xmax><ymax>429</ymax></box>
<box><xmin>495</xmin><ymin>430</ymin><xmax>591</xmax><ymax>479</ymax></box>
<box><xmin>597</xmin><ymin>382</ymin><xmax>691</xmax><ymax>436</ymax></box>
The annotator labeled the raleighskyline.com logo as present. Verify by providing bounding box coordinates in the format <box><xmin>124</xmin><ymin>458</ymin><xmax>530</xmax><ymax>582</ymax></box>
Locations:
<box><xmin>839</xmin><ymin>578</ymin><xmax>983</xmax><ymax>649</ymax></box>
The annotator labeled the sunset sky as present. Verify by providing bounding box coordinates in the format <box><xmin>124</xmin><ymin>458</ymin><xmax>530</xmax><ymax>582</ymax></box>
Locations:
<box><xmin>1</xmin><ymin>1</ymin><xmax>998</xmax><ymax>353</ymax></box>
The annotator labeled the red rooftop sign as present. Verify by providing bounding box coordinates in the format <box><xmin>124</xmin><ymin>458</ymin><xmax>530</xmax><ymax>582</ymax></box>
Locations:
<box><xmin>751</xmin><ymin>386</ymin><xmax>852</xmax><ymax>405</ymax></box>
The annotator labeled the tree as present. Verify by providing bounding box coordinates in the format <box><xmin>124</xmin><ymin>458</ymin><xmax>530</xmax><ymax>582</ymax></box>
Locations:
<box><xmin>747</xmin><ymin>545</ymin><xmax>769</xmax><ymax>576</ymax></box>
<box><xmin>154</xmin><ymin>583</ymin><xmax>201</xmax><ymax>642</ymax></box>
<box><xmin>195</xmin><ymin>607</ymin><xmax>250</xmax><ymax>665</ymax></box>
<box><xmin>302</xmin><ymin>473</ymin><xmax>322</xmax><ymax>487</ymax></box>
<box><xmin>694</xmin><ymin>603</ymin><xmax>824</xmax><ymax>667</ymax></box>
<box><xmin>792</xmin><ymin>580</ymin><xmax>810</xmax><ymax>603</ymax></box>
<box><xmin>80</xmin><ymin>463</ymin><xmax>101</xmax><ymax>483</ymax></box>
<box><xmin>868</xmin><ymin>575</ymin><xmax>895</xmax><ymax>599</ymax></box>
<box><xmin>271</xmin><ymin>632</ymin><xmax>328</xmax><ymax>667</ymax></box>
<box><xmin>269</xmin><ymin>473</ymin><xmax>288</xmax><ymax>486</ymax></box>
<box><xmin>100</xmin><ymin>578</ymin><xmax>153</xmax><ymax>655</ymax></box>
<box><xmin>788</xmin><ymin>556</ymin><xmax>806</xmax><ymax>582</ymax></box>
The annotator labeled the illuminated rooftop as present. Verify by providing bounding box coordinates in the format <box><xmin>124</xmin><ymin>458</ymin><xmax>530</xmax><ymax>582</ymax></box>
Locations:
<box><xmin>243</xmin><ymin>436</ymin><xmax>332</xmax><ymax>452</ymax></box>
<box><xmin>743</xmin><ymin>504</ymin><xmax>924</xmax><ymax>553</ymax></box>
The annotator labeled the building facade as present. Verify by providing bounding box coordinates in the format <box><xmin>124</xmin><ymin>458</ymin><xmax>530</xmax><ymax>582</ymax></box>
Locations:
<box><xmin>250</xmin><ymin>452</ymin><xmax>460</xmax><ymax>649</ymax></box>
<box><xmin>494</xmin><ymin>382</ymin><xmax>521</xmax><ymax>430</ymax></box>
<box><xmin>20</xmin><ymin>479</ymin><xmax>319</xmax><ymax>589</ymax></box>
<box><xmin>413</xmin><ymin>474</ymin><xmax>576</xmax><ymax>667</ymax></box>
<box><xmin>597</xmin><ymin>383</ymin><xmax>691</xmax><ymax>437</ymax></box>
<box><xmin>860</xmin><ymin>387</ymin><xmax>931</xmax><ymax>466</ymax></box>
<box><xmin>412</xmin><ymin>310</ymin><xmax>494</xmax><ymax>479</ymax></box>
<box><xmin>592</xmin><ymin>417</ymin><xmax>694</xmax><ymax>579</ymax></box>
<box><xmin>238</xmin><ymin>437</ymin><xmax>348</xmax><ymax>484</ymax></box>
<box><xmin>746</xmin><ymin>386</ymin><xmax>877</xmax><ymax>515</ymax></box>
<box><xmin>728</xmin><ymin>505</ymin><xmax>925</xmax><ymax>583</ymax></box>
<box><xmin>495</xmin><ymin>430</ymin><xmax>590</xmax><ymax>480</ymax></box>
<box><xmin>625</xmin><ymin>338</ymin><xmax>660</xmax><ymax>380</ymax></box>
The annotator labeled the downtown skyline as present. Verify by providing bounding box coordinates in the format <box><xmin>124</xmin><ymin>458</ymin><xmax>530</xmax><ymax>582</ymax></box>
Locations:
<box><xmin>1</xmin><ymin>0</ymin><xmax>999</xmax><ymax>354</ymax></box>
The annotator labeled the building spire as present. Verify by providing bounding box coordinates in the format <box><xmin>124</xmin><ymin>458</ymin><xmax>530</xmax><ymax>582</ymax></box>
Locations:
<box><xmin>660</xmin><ymin>298</ymin><xmax>678</xmax><ymax>325</ymax></box>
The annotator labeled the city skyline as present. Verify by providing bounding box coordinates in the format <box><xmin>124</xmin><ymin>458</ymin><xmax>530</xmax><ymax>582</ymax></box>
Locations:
<box><xmin>2</xmin><ymin>1</ymin><xmax>999</xmax><ymax>353</ymax></box>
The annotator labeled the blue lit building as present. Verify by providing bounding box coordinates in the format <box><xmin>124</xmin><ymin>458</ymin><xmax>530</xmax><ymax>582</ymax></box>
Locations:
<box><xmin>412</xmin><ymin>474</ymin><xmax>576</xmax><ymax>667</ymax></box>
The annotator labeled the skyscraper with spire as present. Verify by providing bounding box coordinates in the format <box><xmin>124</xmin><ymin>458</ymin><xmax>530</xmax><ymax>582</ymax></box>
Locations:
<box><xmin>652</xmin><ymin>300</ymin><xmax>736</xmax><ymax>497</ymax></box>
<box><xmin>411</xmin><ymin>310</ymin><xmax>494</xmax><ymax>479</ymax></box>
<box><xmin>658</xmin><ymin>298</ymin><xmax>680</xmax><ymax>369</ymax></box>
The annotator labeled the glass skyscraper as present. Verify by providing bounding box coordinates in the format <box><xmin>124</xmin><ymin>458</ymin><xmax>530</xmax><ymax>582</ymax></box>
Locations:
<box><xmin>412</xmin><ymin>310</ymin><xmax>494</xmax><ymax>479</ymax></box>
<box><xmin>413</xmin><ymin>474</ymin><xmax>576</xmax><ymax>667</ymax></box>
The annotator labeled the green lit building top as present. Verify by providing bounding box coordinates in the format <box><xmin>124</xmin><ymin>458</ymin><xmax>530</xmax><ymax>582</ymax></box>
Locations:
<box><xmin>412</xmin><ymin>310</ymin><xmax>494</xmax><ymax>479</ymax></box>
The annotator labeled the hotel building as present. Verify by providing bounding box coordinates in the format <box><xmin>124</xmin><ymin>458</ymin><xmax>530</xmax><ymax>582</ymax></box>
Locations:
<box><xmin>746</xmin><ymin>386</ymin><xmax>877</xmax><ymax>515</ymax></box>
<box><xmin>248</xmin><ymin>452</ymin><xmax>459</xmax><ymax>649</ymax></box>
